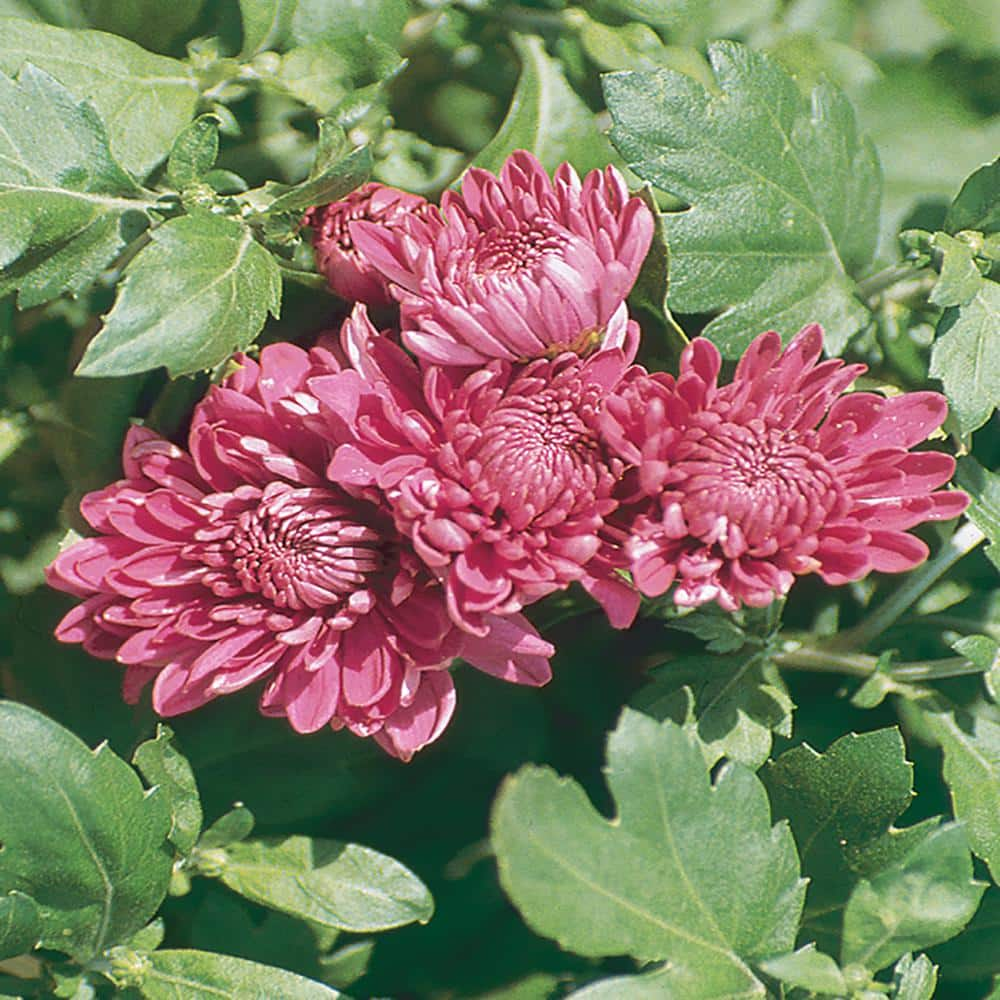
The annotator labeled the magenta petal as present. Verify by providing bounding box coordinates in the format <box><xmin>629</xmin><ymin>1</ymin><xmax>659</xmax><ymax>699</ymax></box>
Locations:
<box><xmin>463</xmin><ymin>613</ymin><xmax>554</xmax><ymax>686</ymax></box>
<box><xmin>375</xmin><ymin>670</ymin><xmax>456</xmax><ymax>761</ymax></box>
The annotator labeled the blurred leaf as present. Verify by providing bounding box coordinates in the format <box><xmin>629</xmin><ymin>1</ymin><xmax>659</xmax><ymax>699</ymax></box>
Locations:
<box><xmin>634</xmin><ymin>648</ymin><xmax>793</xmax><ymax>767</ymax></box>
<box><xmin>590</xmin><ymin>0</ymin><xmax>776</xmax><ymax>46</ymax></box>
<box><xmin>288</xmin><ymin>0</ymin><xmax>408</xmax><ymax>49</ymax></box>
<box><xmin>77</xmin><ymin>214</ymin><xmax>281</xmax><ymax>378</ymax></box>
<box><xmin>125</xmin><ymin>917</ymin><xmax>165</xmax><ymax>952</ymax></box>
<box><xmin>605</xmin><ymin>41</ymin><xmax>880</xmax><ymax>357</ymax></box>
<box><xmin>766</xmin><ymin>33</ymin><xmax>880</xmax><ymax>95</ymax></box>
<box><xmin>80</xmin><ymin>0</ymin><xmax>204</xmax><ymax>53</ymax></box>
<box><xmin>0</xmin><ymin>64</ymin><xmax>151</xmax><ymax>309</ymax></box>
<box><xmin>929</xmin><ymin>277</ymin><xmax>1000</xmax><ymax>436</ymax></box>
<box><xmin>945</xmin><ymin>158</ymin><xmax>1000</xmax><ymax>235</ymax></box>
<box><xmin>492</xmin><ymin>710</ymin><xmax>806</xmax><ymax>995</ymax></box>
<box><xmin>921</xmin><ymin>0</ymin><xmax>1000</xmax><ymax>55</ymax></box>
<box><xmin>841</xmin><ymin>823</ymin><xmax>984</xmax><ymax>972</ymax></box>
<box><xmin>0</xmin><ymin>18</ymin><xmax>199</xmax><ymax>179</ymax></box>
<box><xmin>930</xmin><ymin>885</ymin><xmax>1000</xmax><ymax>980</ymax></box>
<box><xmin>199</xmin><ymin>805</ymin><xmax>255</xmax><ymax>849</ymax></box>
<box><xmin>136</xmin><ymin>949</ymin><xmax>342</xmax><ymax>999</ymax></box>
<box><xmin>757</xmin><ymin>943</ymin><xmax>846</xmax><ymax>994</ymax></box>
<box><xmin>891</xmin><ymin>953</ymin><xmax>938</xmax><ymax>1000</ymax></box>
<box><xmin>474</xmin><ymin>33</ymin><xmax>613</xmax><ymax>177</ymax></box>
<box><xmin>0</xmin><ymin>891</ymin><xmax>41</xmax><ymax>960</ymax></box>
<box><xmin>240</xmin><ymin>0</ymin><xmax>296</xmax><ymax>56</ymax></box>
<box><xmin>208</xmin><ymin>835</ymin><xmax>433</xmax><ymax>931</ymax></box>
<box><xmin>319</xmin><ymin>939</ymin><xmax>374</xmax><ymax>989</ymax></box>
<box><xmin>955</xmin><ymin>457</ymin><xmax>1000</xmax><ymax>572</ymax></box>
<box><xmin>133</xmin><ymin>725</ymin><xmax>203</xmax><ymax>856</ymax></box>
<box><xmin>0</xmin><ymin>701</ymin><xmax>172</xmax><ymax>961</ymax></box>
<box><xmin>167</xmin><ymin>115</ymin><xmax>221</xmax><ymax>192</ymax></box>
<box><xmin>915</xmin><ymin>694</ymin><xmax>1000</xmax><ymax>881</ymax></box>
<box><xmin>373</xmin><ymin>130</ymin><xmax>465</xmax><ymax>197</ymax></box>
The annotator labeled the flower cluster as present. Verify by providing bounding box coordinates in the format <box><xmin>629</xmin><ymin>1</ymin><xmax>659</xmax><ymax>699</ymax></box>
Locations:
<box><xmin>49</xmin><ymin>151</ymin><xmax>967</xmax><ymax>758</ymax></box>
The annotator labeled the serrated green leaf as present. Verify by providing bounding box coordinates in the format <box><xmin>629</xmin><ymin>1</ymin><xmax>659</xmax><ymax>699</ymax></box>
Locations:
<box><xmin>841</xmin><ymin>823</ymin><xmax>984</xmax><ymax>972</ymax></box>
<box><xmin>930</xmin><ymin>277</ymin><xmax>1000</xmax><ymax>436</ymax></box>
<box><xmin>0</xmin><ymin>891</ymin><xmax>41</xmax><ymax>960</ymax></box>
<box><xmin>757</xmin><ymin>943</ymin><xmax>846</xmax><ymax>994</ymax></box>
<box><xmin>239</xmin><ymin>0</ymin><xmax>296</xmax><ymax>56</ymax></box>
<box><xmin>604</xmin><ymin>41</ymin><xmax>880</xmax><ymax>357</ymax></box>
<box><xmin>167</xmin><ymin>115</ymin><xmax>221</xmax><ymax>192</ymax></box>
<box><xmin>765</xmin><ymin>728</ymin><xmax>917</xmax><ymax>953</ymax></box>
<box><xmin>199</xmin><ymin>805</ymin><xmax>255</xmax><ymax>849</ymax></box>
<box><xmin>77</xmin><ymin>214</ymin><xmax>281</xmax><ymax>378</ymax></box>
<box><xmin>945</xmin><ymin>158</ymin><xmax>1000</xmax><ymax>235</ymax></box>
<box><xmin>210</xmin><ymin>835</ymin><xmax>433</xmax><ymax>932</ymax></box>
<box><xmin>915</xmin><ymin>695</ymin><xmax>1000</xmax><ymax>881</ymax></box>
<box><xmin>137</xmin><ymin>949</ymin><xmax>342</xmax><ymax>999</ymax></box>
<box><xmin>634</xmin><ymin>649</ymin><xmax>794</xmax><ymax>767</ymax></box>
<box><xmin>80</xmin><ymin>0</ymin><xmax>204</xmax><ymax>54</ymax></box>
<box><xmin>0</xmin><ymin>63</ymin><xmax>151</xmax><ymax>308</ymax></box>
<box><xmin>955</xmin><ymin>457</ymin><xmax>1000</xmax><ymax>572</ymax></box>
<box><xmin>474</xmin><ymin>33</ymin><xmax>613</xmax><ymax>177</ymax></box>
<box><xmin>0</xmin><ymin>701</ymin><xmax>172</xmax><ymax>961</ymax></box>
<box><xmin>929</xmin><ymin>232</ymin><xmax>985</xmax><ymax>308</ymax></box>
<box><xmin>891</xmin><ymin>953</ymin><xmax>938</xmax><ymax>1000</ymax></box>
<box><xmin>0</xmin><ymin>18</ymin><xmax>199</xmax><ymax>179</ymax></box>
<box><xmin>492</xmin><ymin>710</ymin><xmax>806</xmax><ymax>996</ymax></box>
<box><xmin>133</xmin><ymin>725</ymin><xmax>203</xmax><ymax>856</ymax></box>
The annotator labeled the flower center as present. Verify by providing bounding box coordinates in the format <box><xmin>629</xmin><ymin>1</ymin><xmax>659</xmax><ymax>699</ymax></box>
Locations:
<box><xmin>470</xmin><ymin>377</ymin><xmax>608</xmax><ymax>528</ymax></box>
<box><xmin>229</xmin><ymin>484</ymin><xmax>384</xmax><ymax>611</ymax></box>
<box><xmin>471</xmin><ymin>219</ymin><xmax>565</xmax><ymax>278</ymax></box>
<box><xmin>674</xmin><ymin>422</ymin><xmax>844</xmax><ymax>549</ymax></box>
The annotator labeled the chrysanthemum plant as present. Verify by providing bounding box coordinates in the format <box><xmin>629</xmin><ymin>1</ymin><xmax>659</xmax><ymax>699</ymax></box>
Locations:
<box><xmin>0</xmin><ymin>2</ymin><xmax>998</xmax><ymax>997</ymax></box>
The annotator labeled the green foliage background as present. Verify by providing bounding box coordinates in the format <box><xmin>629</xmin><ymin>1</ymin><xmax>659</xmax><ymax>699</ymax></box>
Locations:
<box><xmin>0</xmin><ymin>0</ymin><xmax>998</xmax><ymax>997</ymax></box>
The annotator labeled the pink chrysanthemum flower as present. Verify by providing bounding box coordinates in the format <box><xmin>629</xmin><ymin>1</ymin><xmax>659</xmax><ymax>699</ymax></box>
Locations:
<box><xmin>305</xmin><ymin>183</ymin><xmax>435</xmax><ymax>307</ymax></box>
<box><xmin>293</xmin><ymin>306</ymin><xmax>641</xmax><ymax>636</ymax></box>
<box><xmin>603</xmin><ymin>324</ymin><xmax>969</xmax><ymax>611</ymax></box>
<box><xmin>46</xmin><ymin>345</ymin><xmax>552</xmax><ymax>760</ymax></box>
<box><xmin>349</xmin><ymin>150</ymin><xmax>654</xmax><ymax>366</ymax></box>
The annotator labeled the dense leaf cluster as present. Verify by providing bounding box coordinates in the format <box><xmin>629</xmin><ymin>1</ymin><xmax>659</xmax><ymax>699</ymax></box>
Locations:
<box><xmin>0</xmin><ymin>0</ymin><xmax>998</xmax><ymax>997</ymax></box>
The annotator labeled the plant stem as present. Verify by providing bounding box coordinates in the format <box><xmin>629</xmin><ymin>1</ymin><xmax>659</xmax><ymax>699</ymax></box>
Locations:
<box><xmin>828</xmin><ymin>521</ymin><xmax>986</xmax><ymax>652</ymax></box>
<box><xmin>857</xmin><ymin>263</ymin><xmax>924</xmax><ymax>304</ymax></box>
<box><xmin>774</xmin><ymin>645</ymin><xmax>984</xmax><ymax>682</ymax></box>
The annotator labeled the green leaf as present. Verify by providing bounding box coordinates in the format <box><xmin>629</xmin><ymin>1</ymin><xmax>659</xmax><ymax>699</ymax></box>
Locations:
<box><xmin>239</xmin><ymin>0</ymin><xmax>296</xmax><ymax>56</ymax></box>
<box><xmin>372</xmin><ymin>129</ymin><xmax>465</xmax><ymax>197</ymax></box>
<box><xmin>77</xmin><ymin>214</ymin><xmax>282</xmax><ymax>378</ymax></box>
<box><xmin>930</xmin><ymin>885</ymin><xmax>1000</xmax><ymax>981</ymax></box>
<box><xmin>757</xmin><ymin>943</ymin><xmax>846</xmax><ymax>994</ymax></box>
<box><xmin>915</xmin><ymin>695</ymin><xmax>1000</xmax><ymax>881</ymax></box>
<box><xmin>949</xmin><ymin>635</ymin><xmax>1000</xmax><ymax>700</ymax></box>
<box><xmin>320</xmin><ymin>939</ymin><xmax>374</xmax><ymax>990</ymax></box>
<box><xmin>167</xmin><ymin>115</ymin><xmax>221</xmax><ymax>192</ymax></box>
<box><xmin>0</xmin><ymin>701</ymin><xmax>172</xmax><ymax>961</ymax></box>
<box><xmin>136</xmin><ymin>949</ymin><xmax>342</xmax><ymax>999</ymax></box>
<box><xmin>288</xmin><ymin>0</ymin><xmax>408</xmax><ymax>49</ymax></box>
<box><xmin>841</xmin><ymin>823</ymin><xmax>984</xmax><ymax>972</ymax></box>
<box><xmin>929</xmin><ymin>233</ymin><xmax>985</xmax><ymax>308</ymax></box>
<box><xmin>0</xmin><ymin>18</ymin><xmax>199</xmax><ymax>179</ymax></box>
<box><xmin>891</xmin><ymin>953</ymin><xmax>938</xmax><ymax>1000</ymax></box>
<box><xmin>0</xmin><ymin>63</ymin><xmax>151</xmax><ymax>309</ymax></box>
<box><xmin>929</xmin><ymin>277</ymin><xmax>1000</xmax><ymax>436</ymax></box>
<box><xmin>764</xmin><ymin>728</ymin><xmax>917</xmax><ymax>952</ymax></box>
<box><xmin>199</xmin><ymin>805</ymin><xmax>255</xmax><ymax>849</ymax></box>
<box><xmin>604</xmin><ymin>41</ymin><xmax>880</xmax><ymax>357</ymax></box>
<box><xmin>263</xmin><ymin>123</ymin><xmax>371</xmax><ymax>213</ymax></box>
<box><xmin>945</xmin><ymin>158</ymin><xmax>1000</xmax><ymax>235</ymax></box>
<box><xmin>920</xmin><ymin>0</ymin><xmax>1000</xmax><ymax>55</ymax></box>
<box><xmin>634</xmin><ymin>648</ymin><xmax>794</xmax><ymax>768</ymax></box>
<box><xmin>492</xmin><ymin>710</ymin><xmax>806</xmax><ymax>996</ymax></box>
<box><xmin>955</xmin><ymin>457</ymin><xmax>1000</xmax><ymax>572</ymax></box>
<box><xmin>208</xmin><ymin>835</ymin><xmax>433</xmax><ymax>931</ymax></box>
<box><xmin>80</xmin><ymin>0</ymin><xmax>205</xmax><ymax>54</ymax></box>
<box><xmin>133</xmin><ymin>725</ymin><xmax>203</xmax><ymax>857</ymax></box>
<box><xmin>474</xmin><ymin>33</ymin><xmax>613</xmax><ymax>177</ymax></box>
<box><xmin>0</xmin><ymin>891</ymin><xmax>42</xmax><ymax>960</ymax></box>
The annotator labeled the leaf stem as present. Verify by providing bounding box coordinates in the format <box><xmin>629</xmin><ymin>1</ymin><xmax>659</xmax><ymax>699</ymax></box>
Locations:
<box><xmin>827</xmin><ymin>521</ymin><xmax>986</xmax><ymax>652</ymax></box>
<box><xmin>774</xmin><ymin>645</ymin><xmax>983</xmax><ymax>682</ymax></box>
<box><xmin>857</xmin><ymin>263</ymin><xmax>930</xmax><ymax>305</ymax></box>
